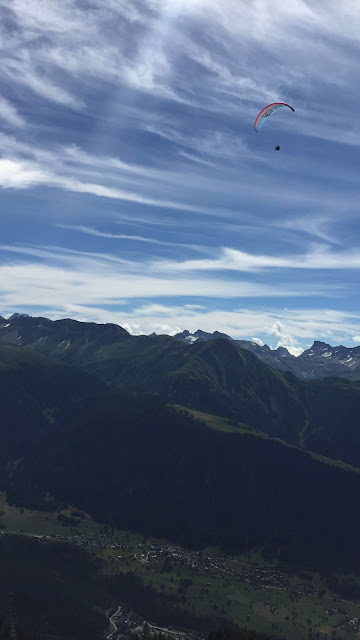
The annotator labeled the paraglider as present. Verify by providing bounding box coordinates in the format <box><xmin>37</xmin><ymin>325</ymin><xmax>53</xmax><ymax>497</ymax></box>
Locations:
<box><xmin>254</xmin><ymin>102</ymin><xmax>295</xmax><ymax>149</ymax></box>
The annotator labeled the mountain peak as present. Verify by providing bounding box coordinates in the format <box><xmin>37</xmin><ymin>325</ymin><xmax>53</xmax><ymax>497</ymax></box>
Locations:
<box><xmin>275</xmin><ymin>346</ymin><xmax>293</xmax><ymax>358</ymax></box>
<box><xmin>175</xmin><ymin>329</ymin><xmax>233</xmax><ymax>343</ymax></box>
<box><xmin>311</xmin><ymin>340</ymin><xmax>332</xmax><ymax>350</ymax></box>
<box><xmin>8</xmin><ymin>313</ymin><xmax>32</xmax><ymax>321</ymax></box>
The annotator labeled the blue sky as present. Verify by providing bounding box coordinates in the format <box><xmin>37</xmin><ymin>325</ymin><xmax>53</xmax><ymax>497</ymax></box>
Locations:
<box><xmin>1</xmin><ymin>0</ymin><xmax>360</xmax><ymax>354</ymax></box>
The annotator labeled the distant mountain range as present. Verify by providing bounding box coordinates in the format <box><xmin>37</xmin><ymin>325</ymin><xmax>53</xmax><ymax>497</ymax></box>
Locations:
<box><xmin>175</xmin><ymin>329</ymin><xmax>360</xmax><ymax>380</ymax></box>
<box><xmin>2</xmin><ymin>314</ymin><xmax>360</xmax><ymax>380</ymax></box>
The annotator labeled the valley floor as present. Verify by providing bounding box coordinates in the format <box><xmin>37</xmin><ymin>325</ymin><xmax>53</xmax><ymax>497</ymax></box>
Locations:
<box><xmin>1</xmin><ymin>492</ymin><xmax>360</xmax><ymax>640</ymax></box>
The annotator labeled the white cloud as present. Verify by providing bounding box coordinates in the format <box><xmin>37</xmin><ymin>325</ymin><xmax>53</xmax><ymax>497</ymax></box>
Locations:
<box><xmin>0</xmin><ymin>156</ymin><xmax>218</xmax><ymax>214</ymax></box>
<box><xmin>4</xmin><ymin>60</ymin><xmax>85</xmax><ymax>109</ymax></box>
<box><xmin>0</xmin><ymin>244</ymin><xmax>327</xmax><ymax>306</ymax></box>
<box><xmin>57</xmin><ymin>225</ymin><xmax>202</xmax><ymax>249</ymax></box>
<box><xmin>147</xmin><ymin>123</ymin><xmax>271</xmax><ymax>168</ymax></box>
<box><xmin>267</xmin><ymin>320</ymin><xmax>304</xmax><ymax>356</ymax></box>
<box><xmin>0</xmin><ymin>98</ymin><xmax>25</xmax><ymax>128</ymax></box>
<box><xmin>96</xmin><ymin>306</ymin><xmax>360</xmax><ymax>347</ymax></box>
<box><xmin>2</xmin><ymin>0</ymin><xmax>360</xmax><ymax>139</ymax></box>
<box><xmin>0</xmin><ymin>159</ymin><xmax>49</xmax><ymax>188</ymax></box>
<box><xmin>0</xmin><ymin>0</ymin><xmax>353</xmax><ymax>131</ymax></box>
<box><xmin>0</xmin><ymin>141</ymin><xmax>350</xmax><ymax>218</ymax></box>
<box><xmin>152</xmin><ymin>245</ymin><xmax>360</xmax><ymax>273</ymax></box>
<box><xmin>272</xmin><ymin>215</ymin><xmax>340</xmax><ymax>245</ymax></box>
<box><xmin>251</xmin><ymin>337</ymin><xmax>264</xmax><ymax>346</ymax></box>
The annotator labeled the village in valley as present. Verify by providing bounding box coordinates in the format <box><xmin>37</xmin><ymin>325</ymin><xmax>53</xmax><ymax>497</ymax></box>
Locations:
<box><xmin>19</xmin><ymin>530</ymin><xmax>360</xmax><ymax>638</ymax></box>
<box><xmin>2</xmin><ymin>496</ymin><xmax>360</xmax><ymax>640</ymax></box>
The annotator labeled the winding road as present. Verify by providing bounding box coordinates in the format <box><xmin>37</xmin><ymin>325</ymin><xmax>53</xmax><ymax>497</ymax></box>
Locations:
<box><xmin>107</xmin><ymin>605</ymin><xmax>121</xmax><ymax>640</ymax></box>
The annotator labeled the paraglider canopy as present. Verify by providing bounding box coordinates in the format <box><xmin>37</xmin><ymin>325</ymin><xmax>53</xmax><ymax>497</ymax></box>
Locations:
<box><xmin>254</xmin><ymin>102</ymin><xmax>295</xmax><ymax>132</ymax></box>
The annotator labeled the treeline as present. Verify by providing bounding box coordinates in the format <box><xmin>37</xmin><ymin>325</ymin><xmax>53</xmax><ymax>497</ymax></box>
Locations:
<box><xmin>106</xmin><ymin>572</ymin><xmax>227</xmax><ymax>632</ymax></box>
<box><xmin>208</xmin><ymin>627</ymin><xmax>280</xmax><ymax>640</ymax></box>
<box><xmin>0</xmin><ymin>535</ymin><xmax>228</xmax><ymax>640</ymax></box>
<box><xmin>0</xmin><ymin>535</ymin><xmax>108</xmax><ymax>640</ymax></box>
<box><xmin>0</xmin><ymin>618</ymin><xmax>43</xmax><ymax>640</ymax></box>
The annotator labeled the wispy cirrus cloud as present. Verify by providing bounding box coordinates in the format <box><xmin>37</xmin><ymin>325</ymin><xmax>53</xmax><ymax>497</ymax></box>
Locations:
<box><xmin>57</xmin><ymin>224</ymin><xmax>204</xmax><ymax>250</ymax></box>
<box><xmin>0</xmin><ymin>156</ymin><xmax>220</xmax><ymax>214</ymax></box>
<box><xmin>271</xmin><ymin>215</ymin><xmax>341</xmax><ymax>245</ymax></box>
<box><xmin>152</xmin><ymin>245</ymin><xmax>360</xmax><ymax>273</ymax></box>
<box><xmin>55</xmin><ymin>227</ymin><xmax>360</xmax><ymax>274</ymax></box>
<box><xmin>0</xmin><ymin>98</ymin><xmax>25</xmax><ymax>128</ymax></box>
<box><xmin>0</xmin><ymin>243</ymin><xmax>331</xmax><ymax>304</ymax></box>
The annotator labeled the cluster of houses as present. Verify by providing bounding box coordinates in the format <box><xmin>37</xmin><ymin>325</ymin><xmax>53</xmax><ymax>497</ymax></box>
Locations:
<box><xmin>26</xmin><ymin>529</ymin><xmax>327</xmax><ymax>602</ymax></box>
<box><xmin>107</xmin><ymin>604</ymin><xmax>202</xmax><ymax>640</ymax></box>
<box><xmin>334</xmin><ymin>614</ymin><xmax>360</xmax><ymax>633</ymax></box>
<box><xmin>140</xmin><ymin>544</ymin><xmax>291</xmax><ymax>594</ymax></box>
<box><xmin>14</xmin><ymin>527</ymin><xmax>358</xmax><ymax>630</ymax></box>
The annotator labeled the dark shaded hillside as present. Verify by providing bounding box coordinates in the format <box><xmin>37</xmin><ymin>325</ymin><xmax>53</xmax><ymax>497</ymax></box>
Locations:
<box><xmin>0</xmin><ymin>344</ymin><xmax>106</xmax><ymax>471</ymax></box>
<box><xmin>106</xmin><ymin>572</ymin><xmax>226</xmax><ymax>632</ymax></box>
<box><xmin>300</xmin><ymin>377</ymin><xmax>360</xmax><ymax>467</ymax></box>
<box><xmin>0</xmin><ymin>535</ymin><xmax>228</xmax><ymax>640</ymax></box>
<box><xmin>7</xmin><ymin>392</ymin><xmax>360</xmax><ymax>572</ymax></box>
<box><xmin>163</xmin><ymin>339</ymin><xmax>306</xmax><ymax>443</ymax></box>
<box><xmin>0</xmin><ymin>316</ymin><xmax>190</xmax><ymax>389</ymax></box>
<box><xmin>85</xmin><ymin>334</ymin><xmax>189</xmax><ymax>388</ymax></box>
<box><xmin>161</xmin><ymin>339</ymin><xmax>360</xmax><ymax>466</ymax></box>
<box><xmin>0</xmin><ymin>535</ymin><xmax>108</xmax><ymax>640</ymax></box>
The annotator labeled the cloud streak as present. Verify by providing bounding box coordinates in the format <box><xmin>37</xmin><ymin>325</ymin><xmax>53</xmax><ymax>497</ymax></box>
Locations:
<box><xmin>152</xmin><ymin>245</ymin><xmax>360</xmax><ymax>273</ymax></box>
<box><xmin>0</xmin><ymin>244</ymin><xmax>332</xmax><ymax>305</ymax></box>
<box><xmin>0</xmin><ymin>157</ymin><xmax>221</xmax><ymax>215</ymax></box>
<box><xmin>0</xmin><ymin>98</ymin><xmax>25</xmax><ymax>128</ymax></box>
<box><xmin>57</xmin><ymin>224</ymin><xmax>204</xmax><ymax>250</ymax></box>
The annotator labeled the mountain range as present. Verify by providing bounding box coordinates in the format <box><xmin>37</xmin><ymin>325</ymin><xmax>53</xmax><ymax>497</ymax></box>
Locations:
<box><xmin>2</xmin><ymin>313</ymin><xmax>360</xmax><ymax>573</ymax></box>
<box><xmin>175</xmin><ymin>329</ymin><xmax>360</xmax><ymax>380</ymax></box>
<box><xmin>2</xmin><ymin>314</ymin><xmax>360</xmax><ymax>380</ymax></box>
<box><xmin>1</xmin><ymin>314</ymin><xmax>360</xmax><ymax>465</ymax></box>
